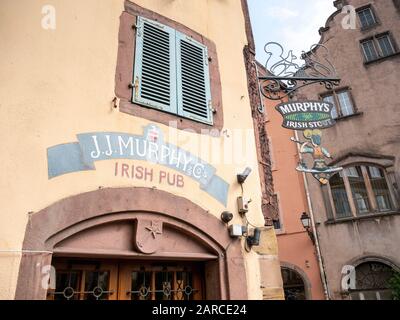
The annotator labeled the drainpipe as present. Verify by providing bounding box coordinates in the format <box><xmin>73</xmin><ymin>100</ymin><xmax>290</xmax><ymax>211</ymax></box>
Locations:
<box><xmin>294</xmin><ymin>129</ymin><xmax>331</xmax><ymax>300</ymax></box>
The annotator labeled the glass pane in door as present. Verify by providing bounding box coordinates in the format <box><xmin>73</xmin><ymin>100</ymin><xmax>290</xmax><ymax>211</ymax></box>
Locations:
<box><xmin>128</xmin><ymin>266</ymin><xmax>202</xmax><ymax>300</ymax></box>
<box><xmin>155</xmin><ymin>271</ymin><xmax>174</xmax><ymax>300</ymax></box>
<box><xmin>130</xmin><ymin>271</ymin><xmax>152</xmax><ymax>300</ymax></box>
<box><xmin>175</xmin><ymin>271</ymin><xmax>195</xmax><ymax>300</ymax></box>
<box><xmin>84</xmin><ymin>271</ymin><xmax>110</xmax><ymax>300</ymax></box>
<box><xmin>51</xmin><ymin>271</ymin><xmax>81</xmax><ymax>300</ymax></box>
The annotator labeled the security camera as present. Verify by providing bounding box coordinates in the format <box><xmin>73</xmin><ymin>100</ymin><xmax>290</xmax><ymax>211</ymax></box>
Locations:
<box><xmin>221</xmin><ymin>211</ymin><xmax>234</xmax><ymax>224</ymax></box>
<box><xmin>237</xmin><ymin>167</ymin><xmax>252</xmax><ymax>184</ymax></box>
<box><xmin>246</xmin><ymin>228</ymin><xmax>261</xmax><ymax>247</ymax></box>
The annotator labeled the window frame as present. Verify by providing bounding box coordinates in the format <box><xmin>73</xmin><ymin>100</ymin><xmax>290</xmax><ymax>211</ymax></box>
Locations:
<box><xmin>356</xmin><ymin>5</ymin><xmax>379</xmax><ymax>30</ymax></box>
<box><xmin>327</xmin><ymin>164</ymin><xmax>398</xmax><ymax>221</ymax></box>
<box><xmin>115</xmin><ymin>2</ymin><xmax>224</xmax><ymax>135</ymax></box>
<box><xmin>376</xmin><ymin>32</ymin><xmax>397</xmax><ymax>57</ymax></box>
<box><xmin>320</xmin><ymin>87</ymin><xmax>357</xmax><ymax>119</ymax></box>
<box><xmin>133</xmin><ymin>16</ymin><xmax>213</xmax><ymax>125</ymax></box>
<box><xmin>361</xmin><ymin>38</ymin><xmax>379</xmax><ymax>62</ymax></box>
<box><xmin>360</xmin><ymin>32</ymin><xmax>399</xmax><ymax>64</ymax></box>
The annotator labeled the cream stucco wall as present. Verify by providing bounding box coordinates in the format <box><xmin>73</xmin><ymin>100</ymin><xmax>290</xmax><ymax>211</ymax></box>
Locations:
<box><xmin>0</xmin><ymin>0</ymin><xmax>275</xmax><ymax>299</ymax></box>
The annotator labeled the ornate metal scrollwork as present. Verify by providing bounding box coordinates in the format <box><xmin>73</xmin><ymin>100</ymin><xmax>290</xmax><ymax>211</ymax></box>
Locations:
<box><xmin>259</xmin><ymin>42</ymin><xmax>341</xmax><ymax>100</ymax></box>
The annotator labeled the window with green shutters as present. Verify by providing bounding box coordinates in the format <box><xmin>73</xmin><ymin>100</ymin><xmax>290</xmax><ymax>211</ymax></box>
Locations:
<box><xmin>133</xmin><ymin>16</ymin><xmax>213</xmax><ymax>125</ymax></box>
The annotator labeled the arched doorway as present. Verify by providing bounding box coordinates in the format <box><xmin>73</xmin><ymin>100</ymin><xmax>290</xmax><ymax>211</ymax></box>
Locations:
<box><xmin>281</xmin><ymin>267</ymin><xmax>308</xmax><ymax>300</ymax></box>
<box><xmin>349</xmin><ymin>261</ymin><xmax>396</xmax><ymax>300</ymax></box>
<box><xmin>15</xmin><ymin>187</ymin><xmax>247</xmax><ymax>300</ymax></box>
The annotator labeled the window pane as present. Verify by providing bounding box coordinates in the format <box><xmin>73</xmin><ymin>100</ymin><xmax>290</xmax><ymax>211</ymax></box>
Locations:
<box><xmin>353</xmin><ymin>262</ymin><xmax>393</xmax><ymax>300</ymax></box>
<box><xmin>52</xmin><ymin>271</ymin><xmax>81</xmax><ymax>300</ymax></box>
<box><xmin>377</xmin><ymin>35</ymin><xmax>395</xmax><ymax>57</ymax></box>
<box><xmin>84</xmin><ymin>271</ymin><xmax>110</xmax><ymax>300</ymax></box>
<box><xmin>357</xmin><ymin>8</ymin><xmax>376</xmax><ymax>29</ymax></box>
<box><xmin>367</xmin><ymin>166</ymin><xmax>393</xmax><ymax>212</ymax></box>
<box><xmin>337</xmin><ymin>91</ymin><xmax>354</xmax><ymax>117</ymax></box>
<box><xmin>155</xmin><ymin>271</ymin><xmax>174</xmax><ymax>300</ymax></box>
<box><xmin>362</xmin><ymin>40</ymin><xmax>378</xmax><ymax>62</ymax></box>
<box><xmin>330</xmin><ymin>173</ymin><xmax>352</xmax><ymax>218</ymax></box>
<box><xmin>345</xmin><ymin>167</ymin><xmax>359</xmax><ymax>178</ymax></box>
<box><xmin>175</xmin><ymin>271</ymin><xmax>195</xmax><ymax>300</ymax></box>
<box><xmin>273</xmin><ymin>219</ymin><xmax>281</xmax><ymax>230</ymax></box>
<box><xmin>323</xmin><ymin>95</ymin><xmax>338</xmax><ymax>119</ymax></box>
<box><xmin>131</xmin><ymin>271</ymin><xmax>152</xmax><ymax>300</ymax></box>
<box><xmin>346</xmin><ymin>166</ymin><xmax>370</xmax><ymax>215</ymax></box>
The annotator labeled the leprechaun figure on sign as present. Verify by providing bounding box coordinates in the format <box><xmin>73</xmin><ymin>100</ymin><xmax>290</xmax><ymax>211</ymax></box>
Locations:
<box><xmin>291</xmin><ymin>129</ymin><xmax>343</xmax><ymax>185</ymax></box>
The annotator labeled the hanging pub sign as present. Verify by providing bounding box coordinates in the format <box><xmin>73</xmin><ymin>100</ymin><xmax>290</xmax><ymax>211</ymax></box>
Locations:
<box><xmin>275</xmin><ymin>100</ymin><xmax>336</xmax><ymax>130</ymax></box>
<box><xmin>258</xmin><ymin>42</ymin><xmax>343</xmax><ymax>185</ymax></box>
<box><xmin>275</xmin><ymin>100</ymin><xmax>342</xmax><ymax>185</ymax></box>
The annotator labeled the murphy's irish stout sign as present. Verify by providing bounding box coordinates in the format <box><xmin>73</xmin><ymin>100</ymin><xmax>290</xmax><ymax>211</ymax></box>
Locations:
<box><xmin>275</xmin><ymin>100</ymin><xmax>335</xmax><ymax>130</ymax></box>
<box><xmin>274</xmin><ymin>100</ymin><xmax>342</xmax><ymax>185</ymax></box>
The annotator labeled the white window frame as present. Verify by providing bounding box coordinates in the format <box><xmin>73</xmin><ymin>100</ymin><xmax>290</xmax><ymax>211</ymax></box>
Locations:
<box><xmin>321</xmin><ymin>89</ymin><xmax>356</xmax><ymax>119</ymax></box>
<box><xmin>361</xmin><ymin>39</ymin><xmax>379</xmax><ymax>62</ymax></box>
<box><xmin>361</xmin><ymin>33</ymin><xmax>398</xmax><ymax>63</ymax></box>
<box><xmin>376</xmin><ymin>34</ymin><xmax>396</xmax><ymax>57</ymax></box>
<box><xmin>357</xmin><ymin>7</ymin><xmax>377</xmax><ymax>29</ymax></box>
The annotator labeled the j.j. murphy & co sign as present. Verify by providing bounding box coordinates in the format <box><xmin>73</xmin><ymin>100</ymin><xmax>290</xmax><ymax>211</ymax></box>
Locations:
<box><xmin>276</xmin><ymin>100</ymin><xmax>335</xmax><ymax>130</ymax></box>
<box><xmin>47</xmin><ymin>124</ymin><xmax>229</xmax><ymax>206</ymax></box>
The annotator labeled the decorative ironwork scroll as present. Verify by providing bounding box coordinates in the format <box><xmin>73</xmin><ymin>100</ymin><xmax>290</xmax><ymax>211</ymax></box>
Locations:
<box><xmin>259</xmin><ymin>42</ymin><xmax>340</xmax><ymax>100</ymax></box>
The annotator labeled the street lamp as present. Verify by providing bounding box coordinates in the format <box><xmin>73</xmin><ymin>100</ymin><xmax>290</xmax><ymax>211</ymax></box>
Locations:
<box><xmin>300</xmin><ymin>212</ymin><xmax>311</xmax><ymax>229</ymax></box>
<box><xmin>300</xmin><ymin>212</ymin><xmax>315</xmax><ymax>244</ymax></box>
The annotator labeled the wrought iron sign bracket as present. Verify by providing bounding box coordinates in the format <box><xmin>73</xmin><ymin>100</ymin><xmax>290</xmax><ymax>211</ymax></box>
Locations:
<box><xmin>259</xmin><ymin>75</ymin><xmax>341</xmax><ymax>101</ymax></box>
<box><xmin>258</xmin><ymin>42</ymin><xmax>341</xmax><ymax>101</ymax></box>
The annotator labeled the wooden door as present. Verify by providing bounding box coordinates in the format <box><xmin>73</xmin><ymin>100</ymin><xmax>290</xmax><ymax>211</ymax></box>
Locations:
<box><xmin>48</xmin><ymin>259</ymin><xmax>204</xmax><ymax>301</ymax></box>
<box><xmin>47</xmin><ymin>259</ymin><xmax>119</xmax><ymax>300</ymax></box>
<box><xmin>118</xmin><ymin>262</ymin><xmax>204</xmax><ymax>300</ymax></box>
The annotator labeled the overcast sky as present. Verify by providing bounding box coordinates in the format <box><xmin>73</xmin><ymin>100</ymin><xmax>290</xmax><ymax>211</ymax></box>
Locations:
<box><xmin>248</xmin><ymin>0</ymin><xmax>336</xmax><ymax>66</ymax></box>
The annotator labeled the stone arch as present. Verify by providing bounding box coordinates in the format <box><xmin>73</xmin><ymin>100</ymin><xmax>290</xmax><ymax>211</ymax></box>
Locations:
<box><xmin>345</xmin><ymin>254</ymin><xmax>400</xmax><ymax>271</ymax></box>
<box><xmin>280</xmin><ymin>261</ymin><xmax>312</xmax><ymax>300</ymax></box>
<box><xmin>15</xmin><ymin>187</ymin><xmax>246</xmax><ymax>300</ymax></box>
<box><xmin>339</xmin><ymin>254</ymin><xmax>399</xmax><ymax>299</ymax></box>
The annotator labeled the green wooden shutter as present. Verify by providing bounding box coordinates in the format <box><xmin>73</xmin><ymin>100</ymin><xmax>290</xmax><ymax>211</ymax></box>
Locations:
<box><xmin>176</xmin><ymin>33</ymin><xmax>213</xmax><ymax>125</ymax></box>
<box><xmin>133</xmin><ymin>17</ymin><xmax>177</xmax><ymax>114</ymax></box>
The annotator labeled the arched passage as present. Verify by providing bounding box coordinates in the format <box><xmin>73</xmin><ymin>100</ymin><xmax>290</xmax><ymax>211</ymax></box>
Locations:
<box><xmin>342</xmin><ymin>255</ymin><xmax>399</xmax><ymax>300</ymax></box>
<box><xmin>280</xmin><ymin>262</ymin><xmax>312</xmax><ymax>300</ymax></box>
<box><xmin>15</xmin><ymin>187</ymin><xmax>247</xmax><ymax>300</ymax></box>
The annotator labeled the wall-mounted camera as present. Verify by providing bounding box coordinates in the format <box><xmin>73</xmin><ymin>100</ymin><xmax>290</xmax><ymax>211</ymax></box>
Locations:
<box><xmin>237</xmin><ymin>167</ymin><xmax>252</xmax><ymax>184</ymax></box>
<box><xmin>246</xmin><ymin>228</ymin><xmax>261</xmax><ymax>248</ymax></box>
<box><xmin>220</xmin><ymin>211</ymin><xmax>233</xmax><ymax>224</ymax></box>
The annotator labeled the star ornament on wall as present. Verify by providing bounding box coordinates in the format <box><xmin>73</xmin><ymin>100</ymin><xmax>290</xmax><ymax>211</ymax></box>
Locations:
<box><xmin>145</xmin><ymin>221</ymin><xmax>163</xmax><ymax>239</ymax></box>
